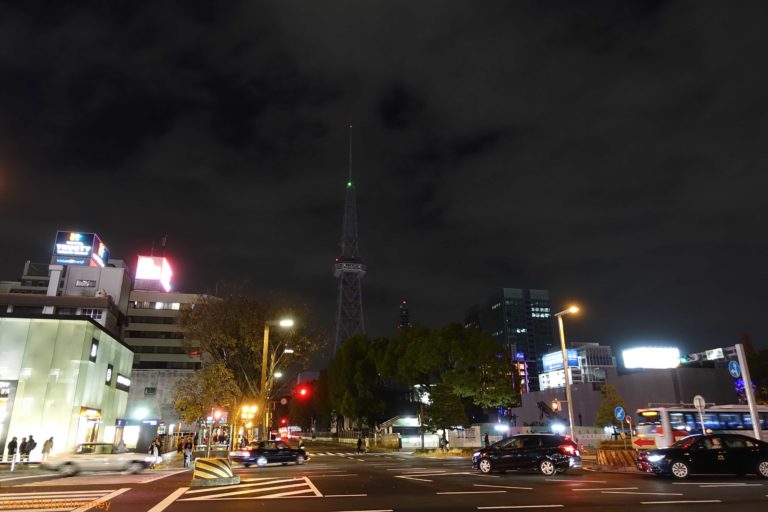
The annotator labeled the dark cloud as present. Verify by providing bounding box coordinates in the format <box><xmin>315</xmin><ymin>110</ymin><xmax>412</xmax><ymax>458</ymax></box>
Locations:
<box><xmin>1</xmin><ymin>1</ymin><xmax>767</xmax><ymax>354</ymax></box>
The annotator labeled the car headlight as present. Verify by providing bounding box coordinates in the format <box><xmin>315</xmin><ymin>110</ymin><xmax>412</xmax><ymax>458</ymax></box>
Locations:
<box><xmin>473</xmin><ymin>452</ymin><xmax>480</xmax><ymax>458</ymax></box>
<box><xmin>647</xmin><ymin>454</ymin><xmax>665</xmax><ymax>462</ymax></box>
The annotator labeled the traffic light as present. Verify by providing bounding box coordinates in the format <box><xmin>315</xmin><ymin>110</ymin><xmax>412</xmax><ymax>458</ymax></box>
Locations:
<box><xmin>280</xmin><ymin>417</ymin><xmax>287</xmax><ymax>425</ymax></box>
<box><xmin>297</xmin><ymin>386</ymin><xmax>309</xmax><ymax>398</ymax></box>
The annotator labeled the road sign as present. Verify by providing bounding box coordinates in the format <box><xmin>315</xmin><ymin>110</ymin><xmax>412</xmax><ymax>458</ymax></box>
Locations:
<box><xmin>614</xmin><ymin>406</ymin><xmax>625</xmax><ymax>421</ymax></box>
<box><xmin>728</xmin><ymin>360</ymin><xmax>741</xmax><ymax>379</ymax></box>
<box><xmin>625</xmin><ymin>415</ymin><xmax>632</xmax><ymax>424</ymax></box>
<box><xmin>693</xmin><ymin>395</ymin><xmax>706</xmax><ymax>410</ymax></box>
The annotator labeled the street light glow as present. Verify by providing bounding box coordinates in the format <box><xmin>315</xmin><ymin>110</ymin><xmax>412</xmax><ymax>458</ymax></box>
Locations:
<box><xmin>274</xmin><ymin>371</ymin><xmax>283</xmax><ymax>378</ymax></box>
<box><xmin>568</xmin><ymin>305</ymin><xmax>579</xmax><ymax>314</ymax></box>
<box><xmin>279</xmin><ymin>318</ymin><xmax>294</xmax><ymax>327</ymax></box>
<box><xmin>283</xmin><ymin>348</ymin><xmax>295</xmax><ymax>354</ymax></box>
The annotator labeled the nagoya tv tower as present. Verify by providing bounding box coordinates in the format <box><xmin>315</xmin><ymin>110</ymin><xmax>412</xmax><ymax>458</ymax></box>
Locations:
<box><xmin>333</xmin><ymin>123</ymin><xmax>366</xmax><ymax>352</ymax></box>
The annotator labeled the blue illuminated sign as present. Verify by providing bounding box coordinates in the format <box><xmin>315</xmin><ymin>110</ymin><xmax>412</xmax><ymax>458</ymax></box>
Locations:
<box><xmin>542</xmin><ymin>350</ymin><xmax>579</xmax><ymax>373</ymax></box>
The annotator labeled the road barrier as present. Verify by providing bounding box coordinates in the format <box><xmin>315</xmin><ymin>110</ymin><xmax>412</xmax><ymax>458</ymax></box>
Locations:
<box><xmin>596</xmin><ymin>449</ymin><xmax>640</xmax><ymax>472</ymax></box>
<box><xmin>190</xmin><ymin>457</ymin><xmax>240</xmax><ymax>487</ymax></box>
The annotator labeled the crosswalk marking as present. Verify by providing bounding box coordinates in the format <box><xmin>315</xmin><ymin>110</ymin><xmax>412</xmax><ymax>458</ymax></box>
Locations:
<box><xmin>178</xmin><ymin>476</ymin><xmax>322</xmax><ymax>500</ymax></box>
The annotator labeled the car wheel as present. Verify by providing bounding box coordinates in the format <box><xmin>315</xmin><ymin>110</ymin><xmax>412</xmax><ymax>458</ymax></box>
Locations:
<box><xmin>58</xmin><ymin>463</ymin><xmax>79</xmax><ymax>477</ymax></box>
<box><xmin>127</xmin><ymin>462</ymin><xmax>144</xmax><ymax>474</ymax></box>
<box><xmin>670</xmin><ymin>460</ymin><xmax>690</xmax><ymax>479</ymax></box>
<box><xmin>757</xmin><ymin>460</ymin><xmax>768</xmax><ymax>479</ymax></box>
<box><xmin>296</xmin><ymin>455</ymin><xmax>305</xmax><ymax>465</ymax></box>
<box><xmin>243</xmin><ymin>463</ymin><xmax>251</xmax><ymax>468</ymax></box>
<box><xmin>478</xmin><ymin>458</ymin><xmax>493</xmax><ymax>474</ymax></box>
<box><xmin>539</xmin><ymin>459</ymin><xmax>556</xmax><ymax>476</ymax></box>
<box><xmin>257</xmin><ymin>456</ymin><xmax>268</xmax><ymax>467</ymax></box>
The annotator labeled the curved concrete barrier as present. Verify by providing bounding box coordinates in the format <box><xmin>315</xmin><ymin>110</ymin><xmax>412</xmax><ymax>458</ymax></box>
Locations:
<box><xmin>190</xmin><ymin>457</ymin><xmax>240</xmax><ymax>487</ymax></box>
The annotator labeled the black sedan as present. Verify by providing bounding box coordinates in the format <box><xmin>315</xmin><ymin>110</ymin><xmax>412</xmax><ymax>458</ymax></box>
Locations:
<box><xmin>637</xmin><ymin>434</ymin><xmax>768</xmax><ymax>479</ymax></box>
<box><xmin>230</xmin><ymin>440</ymin><xmax>309</xmax><ymax>467</ymax></box>
<box><xmin>472</xmin><ymin>434</ymin><xmax>581</xmax><ymax>476</ymax></box>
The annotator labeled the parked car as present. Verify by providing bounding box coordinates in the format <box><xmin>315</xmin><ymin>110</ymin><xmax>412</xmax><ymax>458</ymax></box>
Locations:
<box><xmin>229</xmin><ymin>440</ymin><xmax>309</xmax><ymax>467</ymax></box>
<box><xmin>471</xmin><ymin>434</ymin><xmax>581</xmax><ymax>476</ymax></box>
<box><xmin>637</xmin><ymin>433</ymin><xmax>768</xmax><ymax>479</ymax></box>
<box><xmin>41</xmin><ymin>443</ymin><xmax>154</xmax><ymax>476</ymax></box>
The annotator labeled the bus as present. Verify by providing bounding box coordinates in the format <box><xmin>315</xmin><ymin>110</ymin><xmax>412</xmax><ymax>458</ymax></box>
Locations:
<box><xmin>635</xmin><ymin>404</ymin><xmax>768</xmax><ymax>449</ymax></box>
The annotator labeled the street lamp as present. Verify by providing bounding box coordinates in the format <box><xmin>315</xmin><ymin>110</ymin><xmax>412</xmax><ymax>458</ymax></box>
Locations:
<box><xmin>554</xmin><ymin>305</ymin><xmax>579</xmax><ymax>442</ymax></box>
<box><xmin>259</xmin><ymin>318</ymin><xmax>294</xmax><ymax>439</ymax></box>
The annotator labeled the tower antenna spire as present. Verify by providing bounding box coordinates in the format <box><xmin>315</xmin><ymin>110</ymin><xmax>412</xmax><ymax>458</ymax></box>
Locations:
<box><xmin>347</xmin><ymin>122</ymin><xmax>353</xmax><ymax>183</ymax></box>
<box><xmin>334</xmin><ymin>122</ymin><xmax>366</xmax><ymax>352</ymax></box>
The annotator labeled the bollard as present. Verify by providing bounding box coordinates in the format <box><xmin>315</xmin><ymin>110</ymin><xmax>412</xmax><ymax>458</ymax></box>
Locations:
<box><xmin>190</xmin><ymin>457</ymin><xmax>240</xmax><ymax>487</ymax></box>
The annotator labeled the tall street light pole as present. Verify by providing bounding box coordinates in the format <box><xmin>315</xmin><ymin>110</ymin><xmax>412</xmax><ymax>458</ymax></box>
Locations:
<box><xmin>555</xmin><ymin>306</ymin><xmax>579</xmax><ymax>442</ymax></box>
<box><xmin>259</xmin><ymin>318</ymin><xmax>294</xmax><ymax>440</ymax></box>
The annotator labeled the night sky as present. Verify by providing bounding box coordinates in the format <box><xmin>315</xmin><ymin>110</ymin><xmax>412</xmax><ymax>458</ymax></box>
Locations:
<box><xmin>1</xmin><ymin>2</ymin><xmax>767</xmax><ymax>354</ymax></box>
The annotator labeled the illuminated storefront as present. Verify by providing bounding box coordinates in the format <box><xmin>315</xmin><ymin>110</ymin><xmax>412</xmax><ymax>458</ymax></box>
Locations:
<box><xmin>0</xmin><ymin>316</ymin><xmax>133</xmax><ymax>459</ymax></box>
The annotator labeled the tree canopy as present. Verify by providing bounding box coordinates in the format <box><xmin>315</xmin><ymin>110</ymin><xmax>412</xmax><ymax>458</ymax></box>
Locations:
<box><xmin>594</xmin><ymin>384</ymin><xmax>627</xmax><ymax>429</ymax></box>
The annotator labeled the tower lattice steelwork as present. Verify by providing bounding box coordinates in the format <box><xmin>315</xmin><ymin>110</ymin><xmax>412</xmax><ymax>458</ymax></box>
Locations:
<box><xmin>333</xmin><ymin>124</ymin><xmax>366</xmax><ymax>352</ymax></box>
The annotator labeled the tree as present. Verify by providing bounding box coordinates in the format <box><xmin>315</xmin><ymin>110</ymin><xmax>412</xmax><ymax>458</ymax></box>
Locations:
<box><xmin>594</xmin><ymin>384</ymin><xmax>627</xmax><ymax>431</ymax></box>
<box><xmin>422</xmin><ymin>383</ymin><xmax>469</xmax><ymax>434</ymax></box>
<box><xmin>327</xmin><ymin>336</ymin><xmax>386</xmax><ymax>427</ymax></box>
<box><xmin>747</xmin><ymin>349</ymin><xmax>768</xmax><ymax>405</ymax></box>
<box><xmin>174</xmin><ymin>291</ymin><xmax>328</xmax><ymax>421</ymax></box>
<box><xmin>173</xmin><ymin>361</ymin><xmax>241</xmax><ymax>424</ymax></box>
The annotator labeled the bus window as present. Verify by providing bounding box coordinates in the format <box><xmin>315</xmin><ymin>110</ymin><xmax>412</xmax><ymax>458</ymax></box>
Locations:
<box><xmin>702</xmin><ymin>413</ymin><xmax>721</xmax><ymax>430</ymax></box>
<box><xmin>637</xmin><ymin>410</ymin><xmax>661</xmax><ymax>425</ymax></box>
<box><xmin>719</xmin><ymin>413</ymin><xmax>744</xmax><ymax>429</ymax></box>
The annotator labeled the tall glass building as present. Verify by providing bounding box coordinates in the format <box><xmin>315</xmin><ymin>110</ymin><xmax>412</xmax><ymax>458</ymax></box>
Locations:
<box><xmin>465</xmin><ymin>288</ymin><xmax>555</xmax><ymax>392</ymax></box>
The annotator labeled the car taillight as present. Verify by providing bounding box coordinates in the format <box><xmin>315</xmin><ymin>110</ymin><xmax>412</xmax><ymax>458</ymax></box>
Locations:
<box><xmin>559</xmin><ymin>444</ymin><xmax>576</xmax><ymax>455</ymax></box>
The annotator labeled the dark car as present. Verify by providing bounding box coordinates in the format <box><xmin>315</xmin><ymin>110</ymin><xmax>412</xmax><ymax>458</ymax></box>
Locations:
<box><xmin>230</xmin><ymin>440</ymin><xmax>309</xmax><ymax>467</ymax></box>
<box><xmin>637</xmin><ymin>434</ymin><xmax>768</xmax><ymax>479</ymax></box>
<box><xmin>472</xmin><ymin>434</ymin><xmax>582</xmax><ymax>476</ymax></box>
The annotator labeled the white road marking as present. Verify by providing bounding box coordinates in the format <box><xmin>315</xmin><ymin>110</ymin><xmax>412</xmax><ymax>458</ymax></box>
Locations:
<box><xmin>140</xmin><ymin>470</ymin><xmax>189</xmax><ymax>483</ymax></box>
<box><xmin>310</xmin><ymin>474</ymin><xmax>357</xmax><ymax>478</ymax></box>
<box><xmin>186</xmin><ymin>477</ymin><xmax>303</xmax><ymax>494</ymax></box>
<box><xmin>474</xmin><ymin>484</ymin><xmax>532</xmax><ymax>490</ymax></box>
<box><xmin>72</xmin><ymin>488</ymin><xmax>130</xmax><ymax>511</ymax></box>
<box><xmin>146</xmin><ymin>487</ymin><xmax>189</xmax><ymax>512</ymax></box>
<box><xmin>325</xmin><ymin>510</ymin><xmax>392</xmax><ymax>512</ymax></box>
<box><xmin>324</xmin><ymin>494</ymin><xmax>368</xmax><ymax>497</ymax></box>
<box><xmin>572</xmin><ymin>487</ymin><xmax>639</xmax><ymax>492</ymax></box>
<box><xmin>545</xmin><ymin>479</ymin><xmax>606</xmax><ymax>483</ymax></box>
<box><xmin>0</xmin><ymin>474</ymin><xmax>56</xmax><ymax>482</ymax></box>
<box><xmin>0</xmin><ymin>490</ymin><xmax>117</xmax><ymax>497</ymax></box>
<box><xmin>478</xmin><ymin>506</ymin><xmax>564</xmax><ymax>510</ymax></box>
<box><xmin>699</xmin><ymin>483</ymin><xmax>762</xmax><ymax>488</ymax></box>
<box><xmin>673</xmin><ymin>482</ymin><xmax>755</xmax><ymax>485</ymax></box>
<box><xmin>437</xmin><ymin>491</ymin><xmax>507</xmax><ymax>495</ymax></box>
<box><xmin>602</xmin><ymin>491</ymin><xmax>683</xmax><ymax>496</ymax></box>
<box><xmin>386</xmin><ymin>467</ymin><xmax>429</xmax><ymax>471</ymax></box>
<box><xmin>641</xmin><ymin>500</ymin><xmax>722</xmax><ymax>505</ymax></box>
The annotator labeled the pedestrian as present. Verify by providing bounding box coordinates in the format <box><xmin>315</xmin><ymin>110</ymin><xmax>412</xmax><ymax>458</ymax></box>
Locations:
<box><xmin>364</xmin><ymin>435</ymin><xmax>370</xmax><ymax>453</ymax></box>
<box><xmin>42</xmin><ymin>437</ymin><xmax>54</xmax><ymax>461</ymax></box>
<box><xmin>6</xmin><ymin>437</ymin><xmax>17</xmax><ymax>462</ymax></box>
<box><xmin>183</xmin><ymin>438</ymin><xmax>193</xmax><ymax>469</ymax></box>
<box><xmin>177</xmin><ymin>438</ymin><xmax>183</xmax><ymax>454</ymax></box>
<box><xmin>356</xmin><ymin>435</ymin><xmax>363</xmax><ymax>454</ymax></box>
<box><xmin>148</xmin><ymin>439</ymin><xmax>160</xmax><ymax>468</ymax></box>
<box><xmin>18</xmin><ymin>437</ymin><xmax>27</xmax><ymax>462</ymax></box>
<box><xmin>25</xmin><ymin>435</ymin><xmax>37</xmax><ymax>461</ymax></box>
<box><xmin>116</xmin><ymin>438</ymin><xmax>127</xmax><ymax>453</ymax></box>
<box><xmin>484</xmin><ymin>432</ymin><xmax>490</xmax><ymax>448</ymax></box>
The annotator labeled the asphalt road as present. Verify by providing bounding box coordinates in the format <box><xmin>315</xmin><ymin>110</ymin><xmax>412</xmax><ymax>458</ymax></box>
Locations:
<box><xmin>1</xmin><ymin>450</ymin><xmax>767</xmax><ymax>512</ymax></box>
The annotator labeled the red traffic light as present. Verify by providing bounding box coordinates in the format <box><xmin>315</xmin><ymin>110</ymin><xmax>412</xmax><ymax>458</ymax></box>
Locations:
<box><xmin>298</xmin><ymin>386</ymin><xmax>309</xmax><ymax>397</ymax></box>
<box><xmin>280</xmin><ymin>418</ymin><xmax>287</xmax><ymax>425</ymax></box>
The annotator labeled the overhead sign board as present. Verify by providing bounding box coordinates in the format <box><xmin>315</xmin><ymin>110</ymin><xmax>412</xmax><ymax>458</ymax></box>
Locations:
<box><xmin>542</xmin><ymin>349</ymin><xmax>579</xmax><ymax>373</ymax></box>
<box><xmin>53</xmin><ymin>231</ymin><xmax>110</xmax><ymax>268</ymax></box>
<box><xmin>706</xmin><ymin>348</ymin><xmax>724</xmax><ymax>361</ymax></box>
<box><xmin>135</xmin><ymin>255</ymin><xmax>173</xmax><ymax>292</ymax></box>
<box><xmin>622</xmin><ymin>347</ymin><xmax>681</xmax><ymax>369</ymax></box>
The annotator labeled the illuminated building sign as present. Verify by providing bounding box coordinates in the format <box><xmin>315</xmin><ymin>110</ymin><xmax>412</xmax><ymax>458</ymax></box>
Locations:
<box><xmin>542</xmin><ymin>349</ymin><xmax>579</xmax><ymax>373</ymax></box>
<box><xmin>116</xmin><ymin>374</ymin><xmax>131</xmax><ymax>392</ymax></box>
<box><xmin>53</xmin><ymin>231</ymin><xmax>110</xmax><ymax>268</ymax></box>
<box><xmin>135</xmin><ymin>255</ymin><xmax>173</xmax><ymax>292</ymax></box>
<box><xmin>105</xmin><ymin>364</ymin><xmax>113</xmax><ymax>385</ymax></box>
<box><xmin>88</xmin><ymin>338</ymin><xmax>99</xmax><ymax>363</ymax></box>
<box><xmin>622</xmin><ymin>347</ymin><xmax>681</xmax><ymax>369</ymax></box>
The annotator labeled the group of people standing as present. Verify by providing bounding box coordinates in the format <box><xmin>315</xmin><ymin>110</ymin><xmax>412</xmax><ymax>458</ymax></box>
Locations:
<box><xmin>4</xmin><ymin>436</ymin><xmax>54</xmax><ymax>462</ymax></box>
<box><xmin>175</xmin><ymin>436</ymin><xmax>195</xmax><ymax>468</ymax></box>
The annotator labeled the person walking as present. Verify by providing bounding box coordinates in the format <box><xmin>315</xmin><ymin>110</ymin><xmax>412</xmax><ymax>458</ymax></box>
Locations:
<box><xmin>356</xmin><ymin>435</ymin><xmax>363</xmax><ymax>454</ymax></box>
<box><xmin>183</xmin><ymin>437</ymin><xmax>193</xmax><ymax>469</ymax></box>
<box><xmin>42</xmin><ymin>437</ymin><xmax>54</xmax><ymax>462</ymax></box>
<box><xmin>25</xmin><ymin>436</ymin><xmax>37</xmax><ymax>461</ymax></box>
<box><xmin>6</xmin><ymin>437</ymin><xmax>17</xmax><ymax>462</ymax></box>
<box><xmin>364</xmin><ymin>435</ymin><xmax>370</xmax><ymax>454</ymax></box>
<box><xmin>148</xmin><ymin>439</ymin><xmax>160</xmax><ymax>468</ymax></box>
<box><xmin>18</xmin><ymin>438</ymin><xmax>27</xmax><ymax>462</ymax></box>
<box><xmin>483</xmin><ymin>432</ymin><xmax>490</xmax><ymax>448</ymax></box>
<box><xmin>116</xmin><ymin>438</ymin><xmax>127</xmax><ymax>453</ymax></box>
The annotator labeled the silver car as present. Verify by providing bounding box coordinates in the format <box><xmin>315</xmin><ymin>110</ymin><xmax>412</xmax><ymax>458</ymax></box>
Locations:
<box><xmin>41</xmin><ymin>443</ymin><xmax>154</xmax><ymax>476</ymax></box>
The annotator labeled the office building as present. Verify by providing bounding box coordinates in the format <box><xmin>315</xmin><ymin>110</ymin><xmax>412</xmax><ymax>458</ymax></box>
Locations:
<box><xmin>465</xmin><ymin>288</ymin><xmax>554</xmax><ymax>392</ymax></box>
